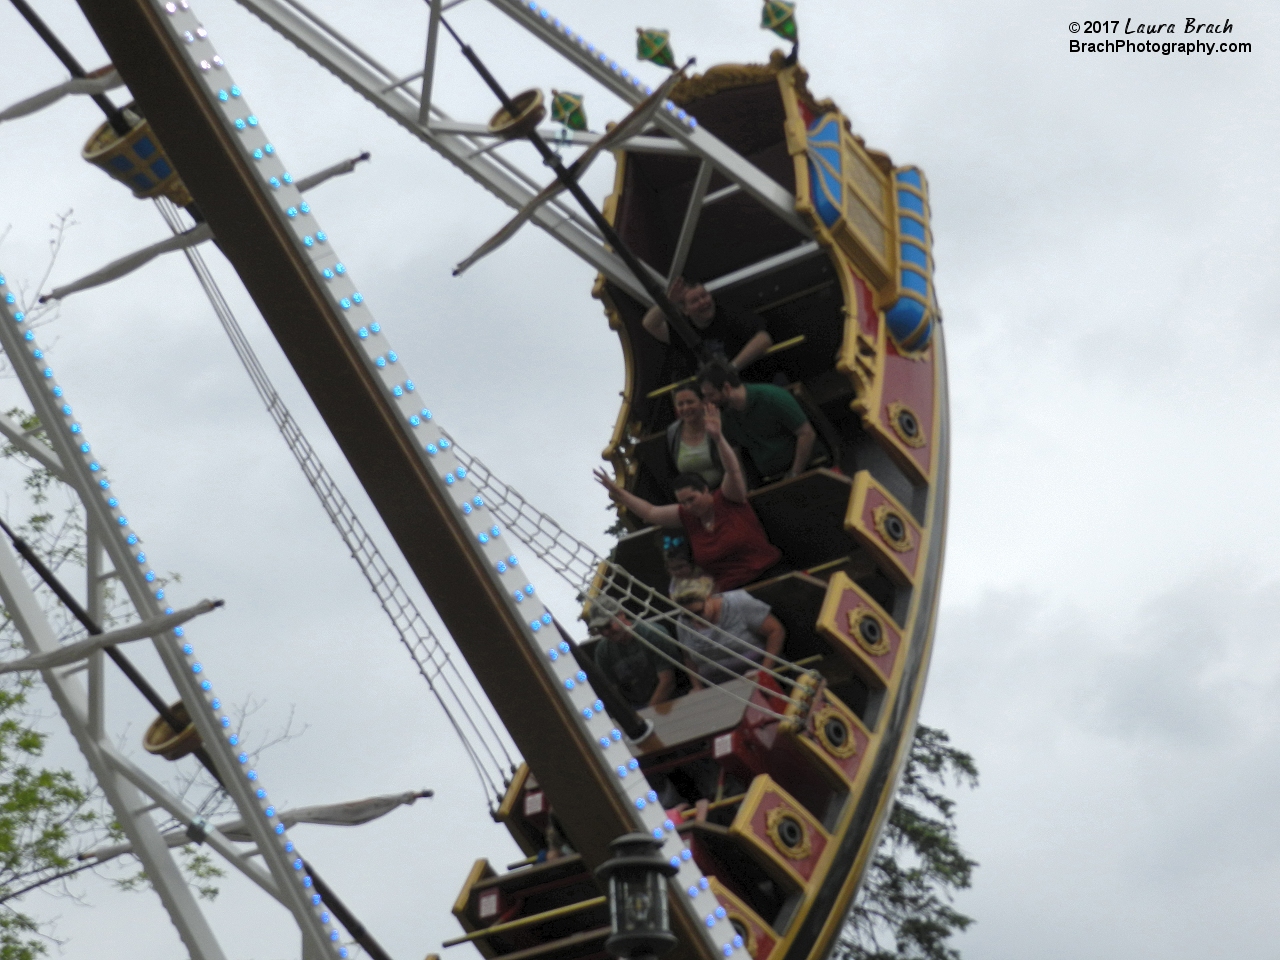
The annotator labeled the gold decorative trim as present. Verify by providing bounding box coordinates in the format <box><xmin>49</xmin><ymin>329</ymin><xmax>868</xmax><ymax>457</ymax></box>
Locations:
<box><xmin>765</xmin><ymin>806</ymin><xmax>812</xmax><ymax>860</ymax></box>
<box><xmin>846</xmin><ymin>608</ymin><xmax>890</xmax><ymax>657</ymax></box>
<box><xmin>888</xmin><ymin>401</ymin><xmax>926</xmax><ymax>448</ymax></box>
<box><xmin>671</xmin><ymin>62</ymin><xmax>781</xmax><ymax>106</ymax></box>
<box><xmin>873</xmin><ymin>504</ymin><xmax>915</xmax><ymax>553</ymax></box>
<box><xmin>812</xmin><ymin>706</ymin><xmax>859</xmax><ymax>759</ymax></box>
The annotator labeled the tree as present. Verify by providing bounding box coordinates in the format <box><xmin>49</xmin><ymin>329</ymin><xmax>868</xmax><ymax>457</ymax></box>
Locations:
<box><xmin>834</xmin><ymin>724</ymin><xmax>979</xmax><ymax>960</ymax></box>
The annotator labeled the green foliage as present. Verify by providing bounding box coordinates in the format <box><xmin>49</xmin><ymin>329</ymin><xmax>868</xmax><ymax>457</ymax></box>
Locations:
<box><xmin>0</xmin><ymin>679</ymin><xmax>98</xmax><ymax>960</ymax></box>
<box><xmin>835</xmin><ymin>724</ymin><xmax>979</xmax><ymax>960</ymax></box>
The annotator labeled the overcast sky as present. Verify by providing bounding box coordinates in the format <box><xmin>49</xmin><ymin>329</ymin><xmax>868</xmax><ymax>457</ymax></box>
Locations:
<box><xmin>1</xmin><ymin>0</ymin><xmax>1279</xmax><ymax>958</ymax></box>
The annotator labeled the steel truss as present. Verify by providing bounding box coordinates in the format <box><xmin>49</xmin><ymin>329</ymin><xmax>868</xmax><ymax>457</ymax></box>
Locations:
<box><xmin>0</xmin><ymin>286</ymin><xmax>342</xmax><ymax>959</ymax></box>
<box><xmin>231</xmin><ymin>0</ymin><xmax>814</xmax><ymax>300</ymax></box>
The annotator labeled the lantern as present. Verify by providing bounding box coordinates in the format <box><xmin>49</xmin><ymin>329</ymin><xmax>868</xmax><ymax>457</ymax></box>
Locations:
<box><xmin>596</xmin><ymin>833</ymin><xmax>679</xmax><ymax>960</ymax></box>
<box><xmin>761</xmin><ymin>1</ymin><xmax>798</xmax><ymax>42</ymax></box>
<box><xmin>636</xmin><ymin>28</ymin><xmax>676</xmax><ymax>69</ymax></box>
<box><xmin>551</xmin><ymin>90</ymin><xmax>588</xmax><ymax>131</ymax></box>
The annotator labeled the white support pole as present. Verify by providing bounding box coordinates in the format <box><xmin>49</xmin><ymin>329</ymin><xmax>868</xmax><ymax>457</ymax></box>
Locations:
<box><xmin>419</xmin><ymin>0</ymin><xmax>444</xmax><ymax>125</ymax></box>
<box><xmin>0</xmin><ymin>538</ymin><xmax>229</xmax><ymax>960</ymax></box>
<box><xmin>85</xmin><ymin>526</ymin><xmax>105</xmax><ymax>738</ymax></box>
<box><xmin>668</xmin><ymin>160</ymin><xmax>713</xmax><ymax>283</ymax></box>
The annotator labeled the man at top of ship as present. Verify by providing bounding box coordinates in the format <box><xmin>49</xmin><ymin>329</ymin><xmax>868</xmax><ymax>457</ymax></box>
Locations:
<box><xmin>641</xmin><ymin>277</ymin><xmax>774</xmax><ymax>373</ymax></box>
<box><xmin>594</xmin><ymin>404</ymin><xmax>787</xmax><ymax>592</ymax></box>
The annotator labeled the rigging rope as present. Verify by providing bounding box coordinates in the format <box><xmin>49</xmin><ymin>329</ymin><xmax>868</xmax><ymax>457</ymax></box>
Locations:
<box><xmin>449</xmin><ymin>436</ymin><xmax>813</xmax><ymax>700</ymax></box>
<box><xmin>155</xmin><ymin>199</ymin><xmax>516</xmax><ymax>807</ymax></box>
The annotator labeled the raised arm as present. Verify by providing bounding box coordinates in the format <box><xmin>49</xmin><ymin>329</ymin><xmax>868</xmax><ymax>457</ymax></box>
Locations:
<box><xmin>731</xmin><ymin>329</ymin><xmax>775</xmax><ymax>371</ymax></box>
<box><xmin>594</xmin><ymin>467</ymin><xmax>682</xmax><ymax>527</ymax></box>
<box><xmin>704</xmin><ymin>405</ymin><xmax>747</xmax><ymax>503</ymax></box>
<box><xmin>641</xmin><ymin>277</ymin><xmax>690</xmax><ymax>345</ymax></box>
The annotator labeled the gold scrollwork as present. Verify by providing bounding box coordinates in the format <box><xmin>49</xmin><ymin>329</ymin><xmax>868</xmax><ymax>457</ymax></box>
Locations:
<box><xmin>812</xmin><ymin>706</ymin><xmax>859</xmax><ymax>759</ymax></box>
<box><xmin>872</xmin><ymin>504</ymin><xmax>914</xmax><ymax>553</ymax></box>
<box><xmin>887</xmin><ymin>401</ymin><xmax>926</xmax><ymax>448</ymax></box>
<box><xmin>765</xmin><ymin>806</ymin><xmax>812</xmax><ymax>861</ymax></box>
<box><xmin>845</xmin><ymin>608</ymin><xmax>890</xmax><ymax>657</ymax></box>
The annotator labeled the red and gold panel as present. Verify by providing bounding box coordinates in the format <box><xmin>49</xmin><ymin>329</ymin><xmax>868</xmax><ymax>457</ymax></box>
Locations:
<box><xmin>709</xmin><ymin>878</ymin><xmax>777</xmax><ymax>960</ymax></box>
<box><xmin>863</xmin><ymin>337</ymin><xmax>936</xmax><ymax>485</ymax></box>
<box><xmin>795</xmin><ymin>687</ymin><xmax>874</xmax><ymax>786</ymax></box>
<box><xmin>815</xmin><ymin>571</ymin><xmax>903</xmax><ymax>689</ymax></box>
<box><xmin>844</xmin><ymin>472</ymin><xmax>922</xmax><ymax>586</ymax></box>
<box><xmin>729</xmin><ymin>776</ymin><xmax>829</xmax><ymax>888</ymax></box>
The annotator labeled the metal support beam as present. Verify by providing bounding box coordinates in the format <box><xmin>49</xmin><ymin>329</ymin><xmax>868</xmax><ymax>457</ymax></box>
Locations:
<box><xmin>668</xmin><ymin>160</ymin><xmax>713</xmax><ymax>283</ymax></box>
<box><xmin>419</xmin><ymin>0</ymin><xmax>443</xmax><ymax>124</ymax></box>
<box><xmin>0</xmin><ymin>538</ymin><xmax>229</xmax><ymax>960</ymax></box>
<box><xmin>483</xmin><ymin>0</ymin><xmax>810</xmax><ymax>236</ymax></box>
<box><xmin>231</xmin><ymin>0</ymin><xmax>650</xmax><ymax>303</ymax></box>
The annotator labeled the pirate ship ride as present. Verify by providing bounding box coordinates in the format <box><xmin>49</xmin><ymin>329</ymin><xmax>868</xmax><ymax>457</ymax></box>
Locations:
<box><xmin>0</xmin><ymin>2</ymin><xmax>945</xmax><ymax>960</ymax></box>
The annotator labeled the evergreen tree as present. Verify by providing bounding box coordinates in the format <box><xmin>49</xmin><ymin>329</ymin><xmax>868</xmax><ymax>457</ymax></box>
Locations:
<box><xmin>834</xmin><ymin>724</ymin><xmax>979</xmax><ymax>960</ymax></box>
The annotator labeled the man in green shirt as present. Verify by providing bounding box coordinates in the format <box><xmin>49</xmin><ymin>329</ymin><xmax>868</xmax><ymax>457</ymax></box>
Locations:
<box><xmin>697</xmin><ymin>360</ymin><xmax>822</xmax><ymax>482</ymax></box>
<box><xmin>586</xmin><ymin>596</ymin><xmax>680</xmax><ymax>708</ymax></box>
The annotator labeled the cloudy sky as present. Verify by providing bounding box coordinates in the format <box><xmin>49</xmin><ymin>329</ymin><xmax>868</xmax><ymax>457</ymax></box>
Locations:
<box><xmin>1</xmin><ymin>0</ymin><xmax>1278</xmax><ymax>958</ymax></box>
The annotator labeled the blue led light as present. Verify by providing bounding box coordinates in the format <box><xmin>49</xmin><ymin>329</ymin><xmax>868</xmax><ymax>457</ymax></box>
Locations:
<box><xmin>617</xmin><ymin>765</ymin><xmax>628</xmax><ymax>778</ymax></box>
<box><xmin>473</xmin><ymin>497</ymin><xmax>484</xmax><ymax>507</ymax></box>
<box><xmin>456</xmin><ymin>466</ymin><xmax>466</xmax><ymax>478</ymax></box>
<box><xmin>582</xmin><ymin>707</ymin><xmax>593</xmax><ymax>719</ymax></box>
<box><xmin>648</xmin><ymin>790</ymin><xmax>658</xmax><ymax>803</ymax></box>
<box><xmin>688</xmin><ymin>885</ymin><xmax>699</xmax><ymax>897</ymax></box>
<box><xmin>80</xmin><ymin>443</ymin><xmax>90</xmax><ymax>453</ymax></box>
<box><xmin>269</xmin><ymin>177</ymin><xmax>280</xmax><ymax>188</ymax></box>
<box><xmin>174</xmin><ymin>626</ymin><xmax>184</xmax><ymax>638</ymax></box>
<box><xmin>387</xmin><ymin>351</ymin><xmax>397</xmax><ymax>362</ymax></box>
<box><xmin>255</xmin><ymin>787</ymin><xmax>265</xmax><ymax>798</ymax></box>
<box><xmin>115</xmin><ymin>515</ymin><xmax>126</xmax><ymax>524</ymax></box>
<box><xmin>439</xmin><ymin>438</ymin><xmax>451</xmax><ymax>449</ymax></box>
<box><xmin>393</xmin><ymin>385</ymin><xmax>404</xmax><ymax>397</ymax></box>
<box><xmin>512</xmin><ymin>591</ymin><xmax>522</xmax><ymax>602</ymax></box>
<box><xmin>330</xmin><ymin>932</ymin><xmax>340</xmax><ymax>942</ymax></box>
<box><xmin>145</xmin><ymin>571</ymin><xmax>156</xmax><ymax>582</ymax></box>
<box><xmin>311</xmin><ymin>894</ymin><xmax>322</xmax><ymax>906</ymax></box>
<box><xmin>530</xmin><ymin>620</ymin><xmax>541</xmax><ymax>632</ymax></box>
<box><xmin>370</xmin><ymin>322</ymin><xmax>381</xmax><ymax>333</ymax></box>
<box><xmin>300</xmin><ymin>202</ymin><xmax>311</xmax><ymax>214</ymax></box>
<box><xmin>247</xmin><ymin>116</ymin><xmax>258</xmax><ymax>126</ymax></box>
<box><xmin>15</xmin><ymin>313</ymin><xmax>25</xmax><ymax>323</ymax></box>
<box><xmin>220</xmin><ymin>716</ymin><xmax>230</xmax><ymax>727</ymax></box>
<box><xmin>234</xmin><ymin>118</ymin><xmax>246</xmax><ymax>130</ymax></box>
<box><xmin>426</xmin><ymin>444</ymin><xmax>438</xmax><ymax>455</ymax></box>
<box><xmin>302</xmin><ymin>876</ymin><xmax>312</xmax><ymax>887</ymax></box>
<box><xmin>445</xmin><ymin>473</ymin><xmax>455</xmax><ymax>484</ymax></box>
<box><xmin>200</xmin><ymin>680</ymin><xmax>211</xmax><ymax>690</ymax></box>
<box><xmin>303</xmin><ymin>236</ymin><xmax>314</xmax><ymax>247</ymax></box>
<box><xmin>214</xmin><ymin>699</ymin><xmax>223</xmax><ymax>710</ymax></box>
<box><xmin>315</xmin><ymin>231</ymin><xmax>327</xmax><ymax>243</ymax></box>
<box><xmin>462</xmin><ymin>503</ymin><xmax>472</xmax><ymax>515</ymax></box>
<box><xmin>335</xmin><ymin>262</ymin><xmax>345</xmax><ymax>274</ymax></box>
<box><xmin>157</xmin><ymin>589</ymin><xmax>166</xmax><ymax>600</ymax></box>
<box><xmin>293</xmin><ymin>858</ymin><xmax>303</xmax><ymax>871</ymax></box>
<box><xmin>126</xmin><ymin>534</ymin><xmax>138</xmax><ymax>545</ymax></box>
<box><xmin>287</xmin><ymin>207</ymin><xmax>298</xmax><ymax>218</ymax></box>
<box><xmin>715</xmin><ymin>907</ymin><xmax>726</xmax><ymax>919</ymax></box>
<box><xmin>405</xmin><ymin>380</ymin><xmax>415</xmax><ymax>392</ymax></box>
<box><xmin>635</xmin><ymin>798</ymin><xmax>647</xmax><ymax>810</ymax></box>
<box><xmin>542</xmin><ymin>614</ymin><xmax>553</xmax><ymax>626</ymax></box>
<box><xmin>653</xmin><ymin>827</ymin><xmax>664</xmax><ymax>839</ymax></box>
<box><xmin>69</xmin><ymin>423</ymin><xmax>80</xmax><ymax>433</ymax></box>
<box><xmin>231</xmin><ymin>85</ymin><xmax>242</xmax><ymax>97</ymax></box>
<box><xmin>575</xmin><ymin>671</ymin><xmax>587</xmax><ymax>683</ymax></box>
<box><xmin>611</xmin><ymin>728</ymin><xmax>621</xmax><ymax>741</ymax></box>
<box><xmin>238</xmin><ymin>752</ymin><xmax>248</xmax><ymax>763</ymax></box>
<box><xmin>264</xmin><ymin>143</ymin><xmax>273</xmax><ymax>154</ymax></box>
<box><xmin>353</xmin><ymin>293</ymin><xmax>364</xmax><ymax>304</ymax></box>
<box><xmin>670</xmin><ymin>856</ymin><xmax>681</xmax><ymax>869</ymax></box>
<box><xmin>253</xmin><ymin>148</ymin><xmax>263</xmax><ymax>159</ymax></box>
<box><xmin>218</xmin><ymin>89</ymin><xmax>229</xmax><ymax>101</ymax></box>
<box><xmin>32</xmin><ymin>349</ymin><xmax>43</xmax><ymax>359</ymax></box>
<box><xmin>358</xmin><ymin>327</ymin><xmax>369</xmax><ymax>339</ymax></box>
<box><xmin>548</xmin><ymin>648</ymin><xmax>560</xmax><ymax>661</ymax></box>
<box><xmin>664</xmin><ymin>818</ymin><xmax>675</xmax><ymax>832</ymax></box>
<box><xmin>722</xmin><ymin>946</ymin><xmax>733</xmax><ymax>957</ymax></box>
<box><xmin>594</xmin><ymin>699</ymin><xmax>605</xmax><ymax>713</ymax></box>
<box><xmin>628</xmin><ymin>759</ymin><xmax>639</xmax><ymax>771</ymax></box>
<box><xmin>182</xmin><ymin>643</ymin><xmax>193</xmax><ymax>654</ymax></box>
<box><xmin>323</xmin><ymin>268</ymin><xmax>333</xmax><ymax>279</ymax></box>
<box><xmin>705</xmin><ymin>916</ymin><xmax>716</xmax><ymax>928</ymax></box>
<box><xmin>375</xmin><ymin>357</ymin><xmax>386</xmax><ymax>368</ymax></box>
<box><xmin>265</xmin><ymin>806</ymin><xmax>276</xmax><ymax>817</ymax></box>
<box><xmin>340</xmin><ymin>950</ymin><xmax>349</xmax><ymax>959</ymax></box>
<box><xmin>681</xmin><ymin>849</ymin><xmax>692</xmax><ymax>861</ymax></box>
<box><xmin>283</xmin><ymin>173</ymin><xmax>293</xmax><ymax>183</ymax></box>
<box><xmin>490</xmin><ymin>525</ymin><xmax>501</xmax><ymax>538</ymax></box>
<box><xmin>275</xmin><ymin>823</ymin><xmax>285</xmax><ymax>834</ymax></box>
<box><xmin>496</xmin><ymin>561</ymin><xmax>507</xmax><ymax>573</ymax></box>
<box><xmin>98</xmin><ymin>480</ymin><xmax>109</xmax><ymax>489</ymax></box>
<box><xmin>733</xmin><ymin>935</ymin><xmax>744</xmax><ymax>949</ymax></box>
<box><xmin>228</xmin><ymin>734</ymin><xmax>239</xmax><ymax>746</ymax></box>
<box><xmin>600</xmin><ymin>737</ymin><xmax>611</xmax><ymax>748</ymax></box>
<box><xmin>246</xmin><ymin>770</ymin><xmax>257</xmax><ymax>780</ymax></box>
<box><xmin>524</xmin><ymin>585</ymin><xmax>535</xmax><ymax>595</ymax></box>
<box><xmin>409</xmin><ymin>415</ymin><xmax>420</xmax><ymax>427</ymax></box>
<box><xmin>699</xmin><ymin>877</ymin><xmax>709</xmax><ymax>890</ymax></box>
<box><xmin>43</xmin><ymin>369</ymin><xmax>53</xmax><ymax>379</ymax></box>
<box><xmin>421</xmin><ymin>408</ymin><xmax>432</xmax><ymax>419</ymax></box>
<box><xmin>24</xmin><ymin>332</ymin><xmax>32</xmax><ymax>341</ymax></box>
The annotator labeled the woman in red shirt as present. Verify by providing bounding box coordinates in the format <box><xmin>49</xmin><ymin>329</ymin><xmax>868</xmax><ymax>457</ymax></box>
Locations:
<box><xmin>594</xmin><ymin>406</ymin><xmax>785</xmax><ymax>591</ymax></box>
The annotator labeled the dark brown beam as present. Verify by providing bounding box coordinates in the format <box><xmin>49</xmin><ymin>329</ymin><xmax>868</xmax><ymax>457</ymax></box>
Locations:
<box><xmin>67</xmin><ymin>5</ymin><xmax>693</xmax><ymax>934</ymax></box>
